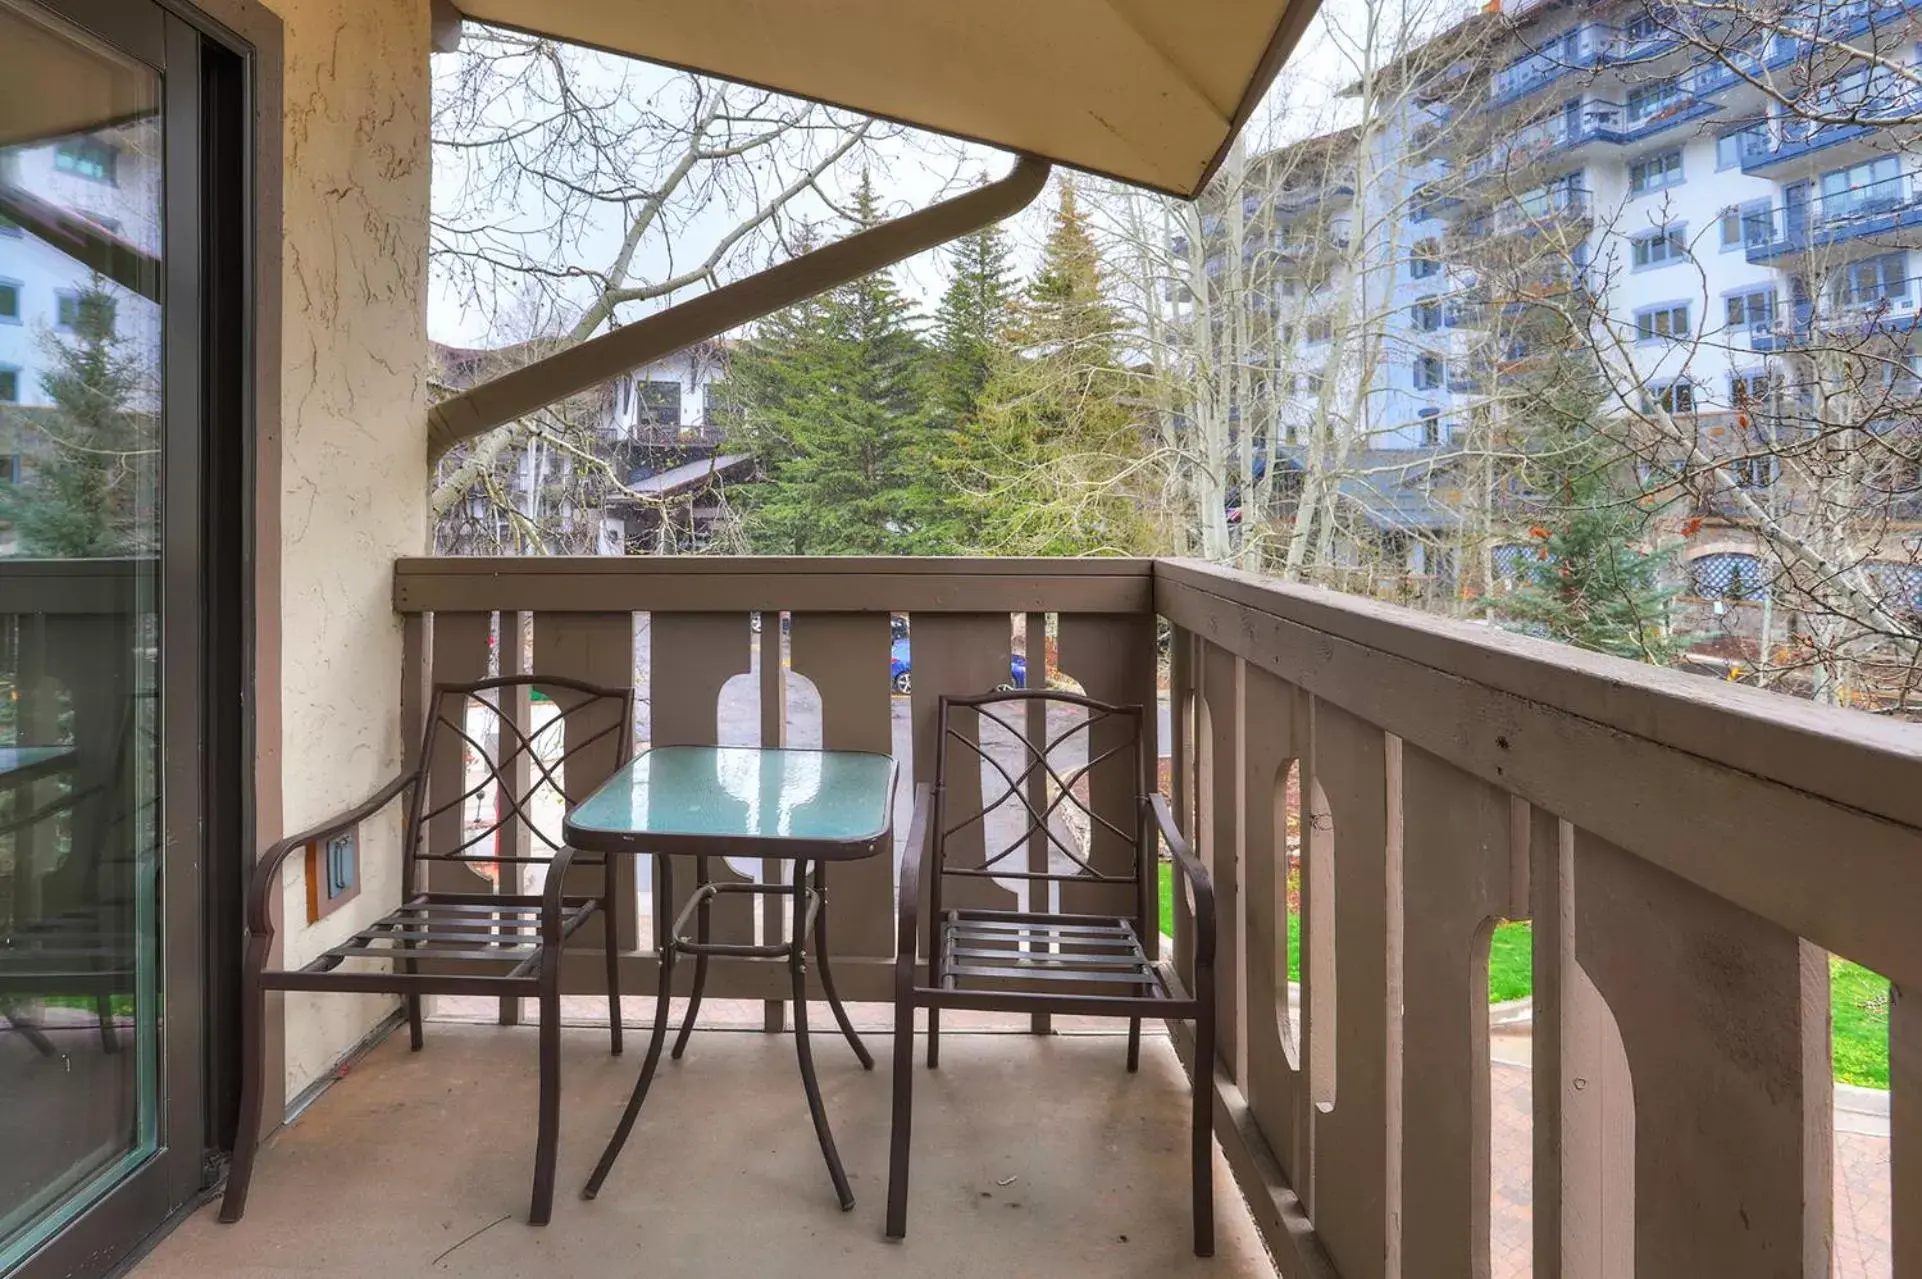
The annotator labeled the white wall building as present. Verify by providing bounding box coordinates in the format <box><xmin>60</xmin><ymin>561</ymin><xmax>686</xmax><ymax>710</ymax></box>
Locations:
<box><xmin>0</xmin><ymin>121</ymin><xmax>162</xmax><ymax>415</ymax></box>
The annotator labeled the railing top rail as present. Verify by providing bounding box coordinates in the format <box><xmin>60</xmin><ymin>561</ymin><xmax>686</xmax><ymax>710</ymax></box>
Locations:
<box><xmin>393</xmin><ymin>555</ymin><xmax>1155</xmax><ymax>616</ymax></box>
<box><xmin>1156</xmin><ymin>555</ymin><xmax>1922</xmax><ymax>984</ymax></box>
<box><xmin>1155</xmin><ymin>556</ymin><xmax>1922</xmax><ymax>830</ymax></box>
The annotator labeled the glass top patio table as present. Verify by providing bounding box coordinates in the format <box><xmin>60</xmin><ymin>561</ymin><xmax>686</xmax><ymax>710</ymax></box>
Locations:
<box><xmin>562</xmin><ymin>745</ymin><xmax>897</xmax><ymax>861</ymax></box>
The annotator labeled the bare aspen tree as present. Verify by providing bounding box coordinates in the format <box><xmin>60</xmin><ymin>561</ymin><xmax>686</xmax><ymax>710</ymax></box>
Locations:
<box><xmin>429</xmin><ymin>25</ymin><xmax>911</xmax><ymax>552</ymax></box>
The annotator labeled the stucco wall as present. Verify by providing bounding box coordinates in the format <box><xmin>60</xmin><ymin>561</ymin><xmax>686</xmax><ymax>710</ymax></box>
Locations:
<box><xmin>261</xmin><ymin>0</ymin><xmax>430</xmax><ymax>1104</ymax></box>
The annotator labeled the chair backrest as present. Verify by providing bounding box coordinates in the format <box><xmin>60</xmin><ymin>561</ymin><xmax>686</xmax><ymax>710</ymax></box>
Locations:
<box><xmin>931</xmin><ymin>689</ymin><xmax>1147</xmax><ymax>909</ymax></box>
<box><xmin>406</xmin><ymin>675</ymin><xmax>633</xmax><ymax>876</ymax></box>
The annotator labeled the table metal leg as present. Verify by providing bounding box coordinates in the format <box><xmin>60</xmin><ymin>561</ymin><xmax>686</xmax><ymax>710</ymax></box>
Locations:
<box><xmin>672</xmin><ymin>854</ymin><xmax>713</xmax><ymax>1060</ymax></box>
<box><xmin>583</xmin><ymin>858</ymin><xmax>679</xmax><ymax>1200</ymax></box>
<box><xmin>790</xmin><ymin>858</ymin><xmax>855</xmax><ymax>1211</ymax></box>
<box><xmin>811</xmin><ymin>861</ymin><xmax>872</xmax><ymax>1069</ymax></box>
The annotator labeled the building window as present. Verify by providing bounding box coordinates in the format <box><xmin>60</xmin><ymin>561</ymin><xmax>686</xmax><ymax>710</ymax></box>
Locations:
<box><xmin>1715</xmin><ymin>130</ymin><xmax>1751</xmax><ymax>169</ymax></box>
<box><xmin>1719</xmin><ymin>201</ymin><xmax>1774</xmax><ymax>250</ymax></box>
<box><xmin>1410</xmin><ymin>238</ymin><xmax>1441</xmax><ymax>279</ymax></box>
<box><xmin>1623</xmin><ymin>9</ymin><xmax>1663</xmax><ymax>44</ymax></box>
<box><xmin>1280</xmin><ymin>322</ymin><xmax>1296</xmax><ymax>345</ymax></box>
<box><xmin>53</xmin><ymin>138</ymin><xmax>119</xmax><ymax>184</ymax></box>
<box><xmin>1299</xmin><ymin>372</ymin><xmax>1325</xmax><ymax>394</ymax></box>
<box><xmin>1820</xmin><ymin>156</ymin><xmax>1903</xmax><ymax>219</ymax></box>
<box><xmin>1413</xmin><ymin>297</ymin><xmax>1442</xmax><ymax>331</ymax></box>
<box><xmin>1626</xmin><ymin>79</ymin><xmax>1681</xmax><ymax>123</ymax></box>
<box><xmin>0</xmin><ymin>280</ymin><xmax>18</xmax><ymax>322</ymax></box>
<box><xmin>1631</xmin><ymin>224</ymin><xmax>1688</xmax><ymax>269</ymax></box>
<box><xmin>1414</xmin><ymin>354</ymin><xmax>1444</xmax><ymax>389</ymax></box>
<box><xmin>1419</xmin><ymin>409</ymin><xmax>1441</xmax><ymax>446</ymax></box>
<box><xmin>1644</xmin><ymin>378</ymin><xmax>1696</xmax><ymax>413</ymax></box>
<box><xmin>1628</xmin><ymin>150</ymin><xmax>1684</xmax><ymax>194</ymax></box>
<box><xmin>1689</xmin><ymin>551</ymin><xmax>1764</xmax><ymax>600</ymax></box>
<box><xmin>1730</xmin><ymin>369</ymin><xmax>1772</xmax><ymax>406</ymax></box>
<box><xmin>1838</xmin><ymin>252</ymin><xmax>1908</xmax><ymax>306</ymax></box>
<box><xmin>0</xmin><ymin>366</ymin><xmax>17</xmax><ymax>403</ymax></box>
<box><xmin>1306</xmin><ymin>316</ymin><xmax>1333</xmax><ymax>343</ymax></box>
<box><xmin>633</xmin><ymin>378</ymin><xmax>682</xmax><ymax>428</ymax></box>
<box><xmin>1724</xmin><ymin>288</ymin><xmax>1774</xmax><ymax>330</ymax></box>
<box><xmin>1731</xmin><ymin>455</ymin><xmax>1778</xmax><ymax>489</ymax></box>
<box><xmin>1635</xmin><ymin>302</ymin><xmax>1691</xmax><ymax>341</ymax></box>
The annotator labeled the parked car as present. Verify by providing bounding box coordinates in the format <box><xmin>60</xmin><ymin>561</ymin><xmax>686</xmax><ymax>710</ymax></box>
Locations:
<box><xmin>889</xmin><ymin>636</ymin><xmax>1025</xmax><ymax>695</ymax></box>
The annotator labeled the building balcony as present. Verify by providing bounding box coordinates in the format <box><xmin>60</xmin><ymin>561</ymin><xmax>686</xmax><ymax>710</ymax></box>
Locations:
<box><xmin>1745</xmin><ymin>171</ymin><xmax>1922</xmax><ymax>263</ymax></box>
<box><xmin>1739</xmin><ymin>94</ymin><xmax>1921</xmax><ymax>175</ymax></box>
<box><xmin>1463</xmin><ymin>98</ymin><xmax>1719</xmax><ymax>183</ymax></box>
<box><xmin>14</xmin><ymin>555</ymin><xmax>1906</xmax><ymax>1275</ymax></box>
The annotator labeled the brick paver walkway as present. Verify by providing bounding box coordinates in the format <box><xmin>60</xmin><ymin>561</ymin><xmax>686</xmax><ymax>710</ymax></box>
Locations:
<box><xmin>1490</xmin><ymin>1060</ymin><xmax>1892</xmax><ymax>1276</ymax></box>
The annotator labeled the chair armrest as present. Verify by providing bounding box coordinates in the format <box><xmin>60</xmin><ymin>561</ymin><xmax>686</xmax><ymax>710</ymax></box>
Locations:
<box><xmin>896</xmin><ymin>783</ymin><xmax>935</xmax><ymax>968</ymax></box>
<box><xmin>1148</xmin><ymin>793</ymin><xmax>1215</xmax><ymax>969</ymax></box>
<box><xmin>246</xmin><ymin>771</ymin><xmax>419</xmax><ymax>938</ymax></box>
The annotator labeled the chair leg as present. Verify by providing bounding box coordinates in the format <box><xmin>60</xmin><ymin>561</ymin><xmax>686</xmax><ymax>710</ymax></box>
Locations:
<box><xmin>1126</xmin><ymin>1017</ymin><xmax>1141</xmax><ymax>1073</ymax></box>
<box><xmin>812</xmin><ymin>862</ymin><xmax>871</xmax><ymax>1069</ymax></box>
<box><xmin>602</xmin><ymin>883</ymin><xmax>623</xmax><ymax>1057</ymax></box>
<box><xmin>926</xmin><ymin>1007</ymin><xmax>940</xmax><ymax>1069</ymax></box>
<box><xmin>884</xmin><ymin>998</ymin><xmax>917</xmax><ymax>1240</ymax></box>
<box><xmin>406</xmin><ymin>992</ymin><xmax>424</xmax><ymax>1052</ymax></box>
<box><xmin>219</xmin><ymin>955</ymin><xmax>267</xmax><ymax>1223</ymax></box>
<box><xmin>1191</xmin><ymin>998</ymin><xmax>1216</xmax><ymax>1257</ymax></box>
<box><xmin>530</xmin><ymin>969</ymin><xmax>561</xmax><ymax>1226</ymax></box>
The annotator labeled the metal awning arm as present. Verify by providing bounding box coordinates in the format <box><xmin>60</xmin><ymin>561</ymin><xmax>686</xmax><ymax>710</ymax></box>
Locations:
<box><xmin>426</xmin><ymin>154</ymin><xmax>1053</xmax><ymax>459</ymax></box>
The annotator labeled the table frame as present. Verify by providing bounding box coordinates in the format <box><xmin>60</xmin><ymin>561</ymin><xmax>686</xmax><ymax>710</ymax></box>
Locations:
<box><xmin>565</xmin><ymin>747</ymin><xmax>898</xmax><ymax>1212</ymax></box>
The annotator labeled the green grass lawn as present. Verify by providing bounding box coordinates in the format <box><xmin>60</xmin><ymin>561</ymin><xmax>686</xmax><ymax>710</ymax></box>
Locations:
<box><xmin>1158</xmin><ymin>864</ymin><xmax>1890</xmax><ymax>1086</ymax></box>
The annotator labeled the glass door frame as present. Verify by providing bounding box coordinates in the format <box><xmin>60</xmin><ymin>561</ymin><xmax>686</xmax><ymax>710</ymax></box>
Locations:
<box><xmin>10</xmin><ymin>0</ymin><xmax>259</xmax><ymax>1272</ymax></box>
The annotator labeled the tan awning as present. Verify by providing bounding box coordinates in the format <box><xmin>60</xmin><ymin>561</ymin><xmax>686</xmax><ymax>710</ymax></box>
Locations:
<box><xmin>443</xmin><ymin>0</ymin><xmax>1317</xmax><ymax>198</ymax></box>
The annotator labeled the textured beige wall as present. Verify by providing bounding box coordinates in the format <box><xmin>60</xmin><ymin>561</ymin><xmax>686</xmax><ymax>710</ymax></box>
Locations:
<box><xmin>260</xmin><ymin>0</ymin><xmax>430</xmax><ymax>1104</ymax></box>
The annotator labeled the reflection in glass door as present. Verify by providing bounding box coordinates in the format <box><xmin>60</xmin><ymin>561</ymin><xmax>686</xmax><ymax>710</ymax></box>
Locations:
<box><xmin>0</xmin><ymin>0</ymin><xmax>165</xmax><ymax>1267</ymax></box>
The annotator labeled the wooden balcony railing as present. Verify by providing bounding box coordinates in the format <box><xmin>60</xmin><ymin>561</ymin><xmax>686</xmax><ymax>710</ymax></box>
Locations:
<box><xmin>391</xmin><ymin>553</ymin><xmax>1922</xmax><ymax>1274</ymax></box>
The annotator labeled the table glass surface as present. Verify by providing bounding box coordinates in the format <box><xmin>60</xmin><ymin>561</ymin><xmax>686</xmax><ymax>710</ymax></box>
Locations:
<box><xmin>0</xmin><ymin>746</ymin><xmax>76</xmax><ymax>780</ymax></box>
<box><xmin>569</xmin><ymin>746</ymin><xmax>893</xmax><ymax>845</ymax></box>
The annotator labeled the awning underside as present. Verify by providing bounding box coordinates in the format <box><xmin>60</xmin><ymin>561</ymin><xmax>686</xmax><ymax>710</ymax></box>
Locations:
<box><xmin>444</xmin><ymin>0</ymin><xmax>1313</xmax><ymax>198</ymax></box>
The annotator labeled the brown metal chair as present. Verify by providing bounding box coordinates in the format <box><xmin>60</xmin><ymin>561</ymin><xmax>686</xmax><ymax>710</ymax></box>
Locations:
<box><xmin>221</xmin><ymin>674</ymin><xmax>633</xmax><ymax>1227</ymax></box>
<box><xmin>885</xmin><ymin>689</ymin><xmax>1217</xmax><ymax>1256</ymax></box>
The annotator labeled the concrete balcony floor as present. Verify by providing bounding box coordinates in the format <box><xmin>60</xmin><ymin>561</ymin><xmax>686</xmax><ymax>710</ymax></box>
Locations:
<box><xmin>139</xmin><ymin>1002</ymin><xmax>1273</xmax><ymax>1278</ymax></box>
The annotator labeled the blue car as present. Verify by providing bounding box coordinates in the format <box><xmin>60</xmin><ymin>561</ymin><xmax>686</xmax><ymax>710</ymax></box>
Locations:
<box><xmin>890</xmin><ymin>637</ymin><xmax>1025</xmax><ymax>695</ymax></box>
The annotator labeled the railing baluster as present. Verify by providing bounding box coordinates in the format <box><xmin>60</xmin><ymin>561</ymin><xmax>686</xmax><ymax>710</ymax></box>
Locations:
<box><xmin>1240</xmin><ymin>664</ymin><xmax>1306</xmax><ymax>1186</ymax></box>
<box><xmin>1302</xmin><ymin>698</ymin><xmax>1392</xmax><ymax>1277</ymax></box>
<box><xmin>427</xmin><ymin>612</ymin><xmax>495</xmax><ymax>901</ymax></box>
<box><xmin>1169</xmin><ymin>626</ymin><xmax>1196</xmax><ymax>986</ymax></box>
<box><xmin>907</xmin><ymin>613</ymin><xmax>1018</xmax><ymax>917</ymax></box>
<box><xmin>788</xmin><ymin>612</ymin><xmax>894</xmax><ymax>966</ymax></box>
<box><xmin>646</xmin><ymin>613</ymin><xmax>754</xmax><ymax>956</ymax></box>
<box><xmin>1895</xmin><ymin>982</ymin><xmax>1920</xmax><ymax>1278</ymax></box>
<box><xmin>532</xmin><ymin>610</ymin><xmax>635</xmax><ymax>963</ymax></box>
<box><xmin>1571</xmin><ymin>826</ymin><xmax>1829</xmax><ymax>1275</ymax></box>
<box><xmin>1055</xmin><ymin>613</ymin><xmax>1156</xmax><ymax>920</ymax></box>
<box><xmin>758</xmin><ymin>607</ymin><xmax>788</xmax><ymax>1032</ymax></box>
<box><xmin>1199</xmin><ymin>641</ymin><xmax>1245</xmax><ymax>1083</ymax></box>
<box><xmin>1023</xmin><ymin>610</ymin><xmax>1050</xmax><ymax>1035</ymax></box>
<box><xmin>1398</xmin><ymin>744</ymin><xmax>1512</xmax><ymax>1276</ymax></box>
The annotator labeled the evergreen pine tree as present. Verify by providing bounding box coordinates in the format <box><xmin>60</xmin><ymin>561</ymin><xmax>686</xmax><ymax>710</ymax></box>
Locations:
<box><xmin>724</xmin><ymin>174</ymin><xmax>941</xmax><ymax>554</ymax></box>
<box><xmin>959</xmin><ymin>179</ymin><xmax>1153</xmax><ymax>554</ymax></box>
<box><xmin>0</xmin><ymin>283</ymin><xmax>150</xmax><ymax>557</ymax></box>
<box><xmin>930</xmin><ymin>218</ymin><xmax>1015</xmax><ymax>424</ymax></box>
<box><xmin>1501</xmin><ymin>366</ymin><xmax>1684</xmax><ymax>662</ymax></box>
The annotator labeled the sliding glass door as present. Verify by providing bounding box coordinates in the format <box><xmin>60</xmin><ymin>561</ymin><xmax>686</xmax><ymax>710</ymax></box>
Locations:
<box><xmin>0</xmin><ymin>0</ymin><xmax>241</xmax><ymax>1272</ymax></box>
